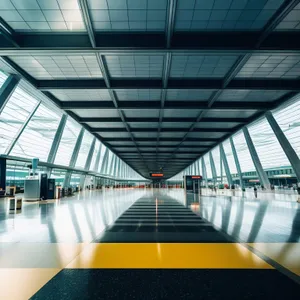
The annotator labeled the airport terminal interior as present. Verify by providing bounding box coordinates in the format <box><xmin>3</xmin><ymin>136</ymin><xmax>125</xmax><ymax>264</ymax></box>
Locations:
<box><xmin>1</xmin><ymin>0</ymin><xmax>300</xmax><ymax>299</ymax></box>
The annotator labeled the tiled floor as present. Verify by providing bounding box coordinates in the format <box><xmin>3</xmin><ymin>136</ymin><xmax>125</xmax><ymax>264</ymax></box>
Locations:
<box><xmin>0</xmin><ymin>188</ymin><xmax>300</xmax><ymax>299</ymax></box>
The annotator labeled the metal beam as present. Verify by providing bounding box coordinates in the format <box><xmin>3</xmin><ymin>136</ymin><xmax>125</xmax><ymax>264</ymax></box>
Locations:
<box><xmin>166</xmin><ymin>0</ymin><xmax>177</xmax><ymax>48</ymax></box>
<box><xmin>60</xmin><ymin>100</ymin><xmax>274</xmax><ymax>111</ymax></box>
<box><xmin>103</xmin><ymin>138</ymin><xmax>217</xmax><ymax>142</ymax></box>
<box><xmin>91</xmin><ymin>127</ymin><xmax>231</xmax><ymax>133</ymax></box>
<box><xmin>219</xmin><ymin>143</ymin><xmax>233</xmax><ymax>186</ymax></box>
<box><xmin>93</xmin><ymin>142</ymin><xmax>102</xmax><ymax>172</ymax></box>
<box><xmin>84</xmin><ymin>137</ymin><xmax>96</xmax><ymax>171</ymax></box>
<box><xmin>243</xmin><ymin>127</ymin><xmax>271</xmax><ymax>189</ymax></box>
<box><xmin>0</xmin><ymin>31</ymin><xmax>299</xmax><ymax>53</ymax></box>
<box><xmin>265</xmin><ymin>111</ymin><xmax>300</xmax><ymax>181</ymax></box>
<box><xmin>209</xmin><ymin>152</ymin><xmax>217</xmax><ymax>184</ymax></box>
<box><xmin>114</xmin><ymin>145</ymin><xmax>208</xmax><ymax>149</ymax></box>
<box><xmin>78</xmin><ymin>0</ymin><xmax>96</xmax><ymax>47</ymax></box>
<box><xmin>47</xmin><ymin>114</ymin><xmax>67</xmax><ymax>164</ymax></box>
<box><xmin>256</xmin><ymin>0</ymin><xmax>300</xmax><ymax>47</ymax></box>
<box><xmin>0</xmin><ymin>17</ymin><xmax>19</xmax><ymax>48</ymax></box>
<box><xmin>229</xmin><ymin>137</ymin><xmax>244</xmax><ymax>189</ymax></box>
<box><xmin>37</xmin><ymin>78</ymin><xmax>300</xmax><ymax>91</ymax></box>
<box><xmin>64</xmin><ymin>128</ymin><xmax>85</xmax><ymax>187</ymax></box>
<box><xmin>6</xmin><ymin>101</ymin><xmax>41</xmax><ymax>155</ymax></box>
<box><xmin>0</xmin><ymin>75</ymin><xmax>20</xmax><ymax>113</ymax></box>
<box><xmin>79</xmin><ymin>117</ymin><xmax>248</xmax><ymax>123</ymax></box>
<box><xmin>201</xmin><ymin>158</ymin><xmax>208</xmax><ymax>187</ymax></box>
<box><xmin>100</xmin><ymin>147</ymin><xmax>109</xmax><ymax>174</ymax></box>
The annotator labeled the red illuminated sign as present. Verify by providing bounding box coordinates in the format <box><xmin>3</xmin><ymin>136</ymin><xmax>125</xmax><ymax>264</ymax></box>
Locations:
<box><xmin>151</xmin><ymin>173</ymin><xmax>164</xmax><ymax>177</ymax></box>
<box><xmin>191</xmin><ymin>176</ymin><xmax>202</xmax><ymax>179</ymax></box>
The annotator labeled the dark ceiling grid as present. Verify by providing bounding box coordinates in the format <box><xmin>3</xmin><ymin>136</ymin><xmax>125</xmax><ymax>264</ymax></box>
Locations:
<box><xmin>0</xmin><ymin>1</ymin><xmax>300</xmax><ymax>179</ymax></box>
<box><xmin>154</xmin><ymin>0</ymin><xmax>177</xmax><ymax>173</ymax></box>
<box><xmin>78</xmin><ymin>0</ymin><xmax>149</xmax><ymax>175</ymax></box>
<box><xmin>159</xmin><ymin>0</ymin><xmax>300</xmax><ymax>173</ymax></box>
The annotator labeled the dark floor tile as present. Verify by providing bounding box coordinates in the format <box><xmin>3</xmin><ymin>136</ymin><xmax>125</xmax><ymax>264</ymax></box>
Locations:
<box><xmin>31</xmin><ymin>269</ymin><xmax>300</xmax><ymax>300</ymax></box>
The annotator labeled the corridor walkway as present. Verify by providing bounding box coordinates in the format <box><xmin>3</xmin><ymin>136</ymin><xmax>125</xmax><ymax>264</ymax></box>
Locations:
<box><xmin>0</xmin><ymin>188</ymin><xmax>300</xmax><ymax>299</ymax></box>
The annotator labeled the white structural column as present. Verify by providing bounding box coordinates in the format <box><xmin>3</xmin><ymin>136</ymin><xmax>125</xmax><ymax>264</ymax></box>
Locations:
<box><xmin>229</xmin><ymin>137</ymin><xmax>244</xmax><ymax>189</ymax></box>
<box><xmin>243</xmin><ymin>127</ymin><xmax>271</xmax><ymax>189</ymax></box>
<box><xmin>80</xmin><ymin>137</ymin><xmax>96</xmax><ymax>187</ymax></box>
<box><xmin>201</xmin><ymin>158</ymin><xmax>208</xmax><ymax>187</ymax></box>
<box><xmin>265</xmin><ymin>111</ymin><xmax>300</xmax><ymax>181</ymax></box>
<box><xmin>219</xmin><ymin>143</ymin><xmax>233</xmax><ymax>186</ymax></box>
<box><xmin>6</xmin><ymin>101</ymin><xmax>41</xmax><ymax>155</ymax></box>
<box><xmin>100</xmin><ymin>148</ymin><xmax>109</xmax><ymax>174</ymax></box>
<box><xmin>93</xmin><ymin>143</ymin><xmax>102</xmax><ymax>172</ymax></box>
<box><xmin>64</xmin><ymin>128</ymin><xmax>85</xmax><ymax>187</ymax></box>
<box><xmin>47</xmin><ymin>114</ymin><xmax>67</xmax><ymax>164</ymax></box>
<box><xmin>0</xmin><ymin>75</ymin><xmax>19</xmax><ymax>113</ymax></box>
<box><xmin>209</xmin><ymin>152</ymin><xmax>217</xmax><ymax>184</ymax></box>
<box><xmin>196</xmin><ymin>160</ymin><xmax>201</xmax><ymax>174</ymax></box>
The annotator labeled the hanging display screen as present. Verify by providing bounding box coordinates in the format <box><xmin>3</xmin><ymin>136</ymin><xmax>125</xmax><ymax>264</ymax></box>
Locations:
<box><xmin>150</xmin><ymin>173</ymin><xmax>164</xmax><ymax>177</ymax></box>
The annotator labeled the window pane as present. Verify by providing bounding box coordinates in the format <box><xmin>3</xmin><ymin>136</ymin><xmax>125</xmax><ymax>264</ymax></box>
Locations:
<box><xmin>223</xmin><ymin>140</ymin><xmax>237</xmax><ymax>174</ymax></box>
<box><xmin>248</xmin><ymin>118</ymin><xmax>290</xmax><ymax>169</ymax></box>
<box><xmin>211</xmin><ymin>147</ymin><xmax>221</xmax><ymax>177</ymax></box>
<box><xmin>70</xmin><ymin>173</ymin><xmax>82</xmax><ymax>186</ymax></box>
<box><xmin>106</xmin><ymin>151</ymin><xmax>113</xmax><ymax>175</ymax></box>
<box><xmin>232</xmin><ymin>131</ymin><xmax>255</xmax><ymax>172</ymax></box>
<box><xmin>75</xmin><ymin>131</ymin><xmax>94</xmax><ymax>169</ymax></box>
<box><xmin>98</xmin><ymin>144</ymin><xmax>107</xmax><ymax>173</ymax></box>
<box><xmin>10</xmin><ymin>104</ymin><xmax>62</xmax><ymax>161</ymax></box>
<box><xmin>203</xmin><ymin>154</ymin><xmax>212</xmax><ymax>179</ymax></box>
<box><xmin>54</xmin><ymin>118</ymin><xmax>81</xmax><ymax>166</ymax></box>
<box><xmin>90</xmin><ymin>140</ymin><xmax>101</xmax><ymax>171</ymax></box>
<box><xmin>50</xmin><ymin>169</ymin><xmax>67</xmax><ymax>186</ymax></box>
<box><xmin>0</xmin><ymin>70</ymin><xmax>8</xmax><ymax>88</ymax></box>
<box><xmin>0</xmin><ymin>86</ymin><xmax>38</xmax><ymax>154</ymax></box>
<box><xmin>273</xmin><ymin>96</ymin><xmax>300</xmax><ymax>158</ymax></box>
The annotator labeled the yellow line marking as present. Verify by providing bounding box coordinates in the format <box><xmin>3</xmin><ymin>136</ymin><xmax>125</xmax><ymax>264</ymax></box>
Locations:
<box><xmin>0</xmin><ymin>268</ymin><xmax>60</xmax><ymax>300</ymax></box>
<box><xmin>66</xmin><ymin>243</ymin><xmax>273</xmax><ymax>269</ymax></box>
<box><xmin>249</xmin><ymin>243</ymin><xmax>300</xmax><ymax>276</ymax></box>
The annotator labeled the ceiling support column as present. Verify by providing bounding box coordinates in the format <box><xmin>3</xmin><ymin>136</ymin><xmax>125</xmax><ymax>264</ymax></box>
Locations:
<box><xmin>265</xmin><ymin>111</ymin><xmax>300</xmax><ymax>181</ymax></box>
<box><xmin>201</xmin><ymin>158</ymin><xmax>208</xmax><ymax>187</ymax></box>
<box><xmin>220</xmin><ymin>143</ymin><xmax>233</xmax><ymax>186</ymax></box>
<box><xmin>0</xmin><ymin>75</ymin><xmax>19</xmax><ymax>113</ymax></box>
<box><xmin>229</xmin><ymin>137</ymin><xmax>244</xmax><ymax>189</ymax></box>
<box><xmin>243</xmin><ymin>127</ymin><xmax>270</xmax><ymax>189</ymax></box>
<box><xmin>209</xmin><ymin>152</ymin><xmax>217</xmax><ymax>185</ymax></box>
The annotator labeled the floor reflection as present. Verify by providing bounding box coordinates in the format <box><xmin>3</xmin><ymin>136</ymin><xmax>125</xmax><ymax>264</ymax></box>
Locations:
<box><xmin>1</xmin><ymin>188</ymin><xmax>299</xmax><ymax>244</ymax></box>
<box><xmin>0</xmin><ymin>189</ymin><xmax>147</xmax><ymax>243</ymax></box>
<box><xmin>169</xmin><ymin>188</ymin><xmax>300</xmax><ymax>243</ymax></box>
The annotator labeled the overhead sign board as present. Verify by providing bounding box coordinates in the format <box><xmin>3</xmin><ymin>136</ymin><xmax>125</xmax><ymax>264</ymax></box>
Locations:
<box><xmin>150</xmin><ymin>173</ymin><xmax>164</xmax><ymax>177</ymax></box>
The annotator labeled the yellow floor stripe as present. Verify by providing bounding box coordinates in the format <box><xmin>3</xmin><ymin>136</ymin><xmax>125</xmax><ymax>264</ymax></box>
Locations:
<box><xmin>249</xmin><ymin>243</ymin><xmax>300</xmax><ymax>276</ymax></box>
<box><xmin>66</xmin><ymin>243</ymin><xmax>273</xmax><ymax>269</ymax></box>
<box><xmin>0</xmin><ymin>268</ymin><xmax>60</xmax><ymax>300</ymax></box>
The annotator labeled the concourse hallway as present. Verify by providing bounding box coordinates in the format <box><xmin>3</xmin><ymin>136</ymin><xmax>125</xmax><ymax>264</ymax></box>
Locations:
<box><xmin>28</xmin><ymin>190</ymin><xmax>300</xmax><ymax>299</ymax></box>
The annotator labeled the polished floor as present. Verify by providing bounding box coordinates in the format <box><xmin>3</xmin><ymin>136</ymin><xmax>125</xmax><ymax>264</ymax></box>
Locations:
<box><xmin>0</xmin><ymin>188</ymin><xmax>300</xmax><ymax>299</ymax></box>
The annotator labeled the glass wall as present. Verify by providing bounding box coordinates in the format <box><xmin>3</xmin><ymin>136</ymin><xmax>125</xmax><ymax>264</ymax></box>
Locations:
<box><xmin>0</xmin><ymin>86</ymin><xmax>38</xmax><ymax>154</ymax></box>
<box><xmin>54</xmin><ymin>118</ymin><xmax>81</xmax><ymax>166</ymax></box>
<box><xmin>0</xmin><ymin>71</ymin><xmax>7</xmax><ymax>89</ymax></box>
<box><xmin>10</xmin><ymin>103</ymin><xmax>62</xmax><ymax>161</ymax></box>
<box><xmin>90</xmin><ymin>140</ymin><xmax>101</xmax><ymax>171</ymax></box>
<box><xmin>273</xmin><ymin>99</ymin><xmax>300</xmax><ymax>158</ymax></box>
<box><xmin>75</xmin><ymin>131</ymin><xmax>94</xmax><ymax>169</ymax></box>
<box><xmin>211</xmin><ymin>146</ymin><xmax>221</xmax><ymax>178</ymax></box>
<box><xmin>203</xmin><ymin>154</ymin><xmax>212</xmax><ymax>179</ymax></box>
<box><xmin>232</xmin><ymin>131</ymin><xmax>256</xmax><ymax>173</ymax></box>
<box><xmin>248</xmin><ymin>118</ymin><xmax>290</xmax><ymax>169</ymax></box>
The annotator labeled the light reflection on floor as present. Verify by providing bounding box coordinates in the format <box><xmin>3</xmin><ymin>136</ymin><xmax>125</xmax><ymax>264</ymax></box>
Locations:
<box><xmin>0</xmin><ymin>188</ymin><xmax>147</xmax><ymax>243</ymax></box>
